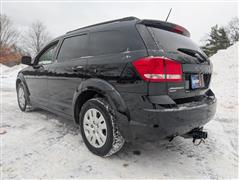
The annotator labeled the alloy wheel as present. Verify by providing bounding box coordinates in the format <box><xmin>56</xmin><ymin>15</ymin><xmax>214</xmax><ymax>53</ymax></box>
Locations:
<box><xmin>18</xmin><ymin>86</ymin><xmax>25</xmax><ymax>108</ymax></box>
<box><xmin>83</xmin><ymin>108</ymin><xmax>107</xmax><ymax>148</ymax></box>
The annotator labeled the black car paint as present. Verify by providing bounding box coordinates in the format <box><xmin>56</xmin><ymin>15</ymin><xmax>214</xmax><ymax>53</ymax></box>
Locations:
<box><xmin>17</xmin><ymin>17</ymin><xmax>216</xmax><ymax>141</ymax></box>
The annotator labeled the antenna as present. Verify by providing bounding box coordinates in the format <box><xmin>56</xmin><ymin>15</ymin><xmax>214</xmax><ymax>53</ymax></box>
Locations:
<box><xmin>165</xmin><ymin>8</ymin><xmax>172</xmax><ymax>22</ymax></box>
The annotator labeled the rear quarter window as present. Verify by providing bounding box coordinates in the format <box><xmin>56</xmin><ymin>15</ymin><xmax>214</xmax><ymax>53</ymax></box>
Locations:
<box><xmin>89</xmin><ymin>31</ymin><xmax>127</xmax><ymax>56</ymax></box>
<box><xmin>57</xmin><ymin>34</ymin><xmax>88</xmax><ymax>61</ymax></box>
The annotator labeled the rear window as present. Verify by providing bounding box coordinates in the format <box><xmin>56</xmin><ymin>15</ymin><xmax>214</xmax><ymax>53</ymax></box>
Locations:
<box><xmin>89</xmin><ymin>31</ymin><xmax>127</xmax><ymax>56</ymax></box>
<box><xmin>57</xmin><ymin>34</ymin><xmax>88</xmax><ymax>61</ymax></box>
<box><xmin>147</xmin><ymin>27</ymin><xmax>201</xmax><ymax>52</ymax></box>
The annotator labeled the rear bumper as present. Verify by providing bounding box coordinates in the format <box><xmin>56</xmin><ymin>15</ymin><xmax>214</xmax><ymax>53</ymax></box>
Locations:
<box><xmin>120</xmin><ymin>91</ymin><xmax>217</xmax><ymax>141</ymax></box>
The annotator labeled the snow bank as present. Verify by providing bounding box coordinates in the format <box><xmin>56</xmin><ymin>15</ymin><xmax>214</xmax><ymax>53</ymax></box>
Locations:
<box><xmin>209</xmin><ymin>42</ymin><xmax>238</xmax><ymax>160</ymax></box>
<box><xmin>211</xmin><ymin>42</ymin><xmax>239</xmax><ymax>118</ymax></box>
<box><xmin>0</xmin><ymin>64</ymin><xmax>27</xmax><ymax>89</ymax></box>
<box><xmin>0</xmin><ymin>63</ymin><xmax>10</xmax><ymax>72</ymax></box>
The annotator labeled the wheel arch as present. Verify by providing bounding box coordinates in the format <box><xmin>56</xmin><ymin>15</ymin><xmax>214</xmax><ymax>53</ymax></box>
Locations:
<box><xmin>16</xmin><ymin>73</ymin><xmax>30</xmax><ymax>99</ymax></box>
<box><xmin>72</xmin><ymin>78</ymin><xmax>130</xmax><ymax>125</ymax></box>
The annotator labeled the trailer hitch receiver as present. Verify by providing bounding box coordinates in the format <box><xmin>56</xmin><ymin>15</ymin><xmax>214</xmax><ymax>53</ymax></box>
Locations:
<box><xmin>182</xmin><ymin>127</ymin><xmax>208</xmax><ymax>146</ymax></box>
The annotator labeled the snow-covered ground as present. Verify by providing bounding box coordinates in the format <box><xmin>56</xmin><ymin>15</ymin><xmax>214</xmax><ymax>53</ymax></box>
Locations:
<box><xmin>1</xmin><ymin>43</ymin><xmax>238</xmax><ymax>178</ymax></box>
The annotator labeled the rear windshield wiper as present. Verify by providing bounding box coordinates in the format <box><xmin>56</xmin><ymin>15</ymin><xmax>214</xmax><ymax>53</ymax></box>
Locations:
<box><xmin>177</xmin><ymin>48</ymin><xmax>207</xmax><ymax>63</ymax></box>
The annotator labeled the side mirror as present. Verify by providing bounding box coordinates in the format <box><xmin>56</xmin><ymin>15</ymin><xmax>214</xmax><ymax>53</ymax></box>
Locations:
<box><xmin>21</xmin><ymin>56</ymin><xmax>32</xmax><ymax>65</ymax></box>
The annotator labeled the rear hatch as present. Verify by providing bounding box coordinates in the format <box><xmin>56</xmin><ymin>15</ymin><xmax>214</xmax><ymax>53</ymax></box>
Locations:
<box><xmin>136</xmin><ymin>20</ymin><xmax>212</xmax><ymax>102</ymax></box>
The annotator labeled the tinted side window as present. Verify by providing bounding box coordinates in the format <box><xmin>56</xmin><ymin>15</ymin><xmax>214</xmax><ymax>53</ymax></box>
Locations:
<box><xmin>38</xmin><ymin>44</ymin><xmax>57</xmax><ymax>65</ymax></box>
<box><xmin>89</xmin><ymin>31</ymin><xmax>126</xmax><ymax>56</ymax></box>
<box><xmin>57</xmin><ymin>34</ymin><xmax>88</xmax><ymax>62</ymax></box>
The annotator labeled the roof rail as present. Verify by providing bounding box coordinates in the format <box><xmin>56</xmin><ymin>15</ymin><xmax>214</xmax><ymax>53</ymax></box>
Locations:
<box><xmin>66</xmin><ymin>16</ymin><xmax>139</xmax><ymax>34</ymax></box>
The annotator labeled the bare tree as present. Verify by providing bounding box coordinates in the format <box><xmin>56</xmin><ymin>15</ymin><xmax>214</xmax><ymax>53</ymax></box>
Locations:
<box><xmin>23</xmin><ymin>20</ymin><xmax>51</xmax><ymax>56</ymax></box>
<box><xmin>0</xmin><ymin>14</ymin><xmax>18</xmax><ymax>48</ymax></box>
<box><xmin>227</xmin><ymin>17</ymin><xmax>239</xmax><ymax>43</ymax></box>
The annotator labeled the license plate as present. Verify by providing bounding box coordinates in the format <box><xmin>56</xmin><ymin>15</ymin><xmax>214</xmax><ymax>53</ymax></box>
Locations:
<box><xmin>191</xmin><ymin>74</ymin><xmax>204</xmax><ymax>89</ymax></box>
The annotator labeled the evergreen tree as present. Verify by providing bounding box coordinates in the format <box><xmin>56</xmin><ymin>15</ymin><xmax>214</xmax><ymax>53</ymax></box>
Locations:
<box><xmin>201</xmin><ymin>25</ymin><xmax>231</xmax><ymax>57</ymax></box>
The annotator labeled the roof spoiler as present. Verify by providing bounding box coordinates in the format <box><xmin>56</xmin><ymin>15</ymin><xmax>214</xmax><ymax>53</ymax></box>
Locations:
<box><xmin>139</xmin><ymin>19</ymin><xmax>190</xmax><ymax>37</ymax></box>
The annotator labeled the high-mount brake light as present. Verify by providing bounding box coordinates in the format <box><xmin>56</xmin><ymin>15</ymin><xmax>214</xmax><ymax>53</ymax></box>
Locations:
<box><xmin>132</xmin><ymin>57</ymin><xmax>182</xmax><ymax>82</ymax></box>
<box><xmin>173</xmin><ymin>25</ymin><xmax>186</xmax><ymax>35</ymax></box>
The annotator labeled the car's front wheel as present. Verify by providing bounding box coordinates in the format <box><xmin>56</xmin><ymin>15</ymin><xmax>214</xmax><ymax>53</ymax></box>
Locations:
<box><xmin>79</xmin><ymin>98</ymin><xmax>125</xmax><ymax>157</ymax></box>
<box><xmin>17</xmin><ymin>83</ymin><xmax>27</xmax><ymax>111</ymax></box>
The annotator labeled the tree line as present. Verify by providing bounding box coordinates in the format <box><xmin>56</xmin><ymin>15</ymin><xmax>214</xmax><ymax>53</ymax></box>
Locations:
<box><xmin>0</xmin><ymin>14</ymin><xmax>51</xmax><ymax>66</ymax></box>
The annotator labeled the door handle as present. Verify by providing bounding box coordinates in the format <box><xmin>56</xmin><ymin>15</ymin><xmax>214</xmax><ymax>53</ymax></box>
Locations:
<box><xmin>72</xmin><ymin>65</ymin><xmax>84</xmax><ymax>71</ymax></box>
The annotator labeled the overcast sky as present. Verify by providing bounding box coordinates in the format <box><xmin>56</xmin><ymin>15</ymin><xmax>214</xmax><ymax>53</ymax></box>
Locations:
<box><xmin>2</xmin><ymin>1</ymin><xmax>238</xmax><ymax>44</ymax></box>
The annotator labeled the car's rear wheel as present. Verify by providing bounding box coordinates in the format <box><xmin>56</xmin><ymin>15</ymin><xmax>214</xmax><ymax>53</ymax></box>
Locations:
<box><xmin>79</xmin><ymin>98</ymin><xmax>125</xmax><ymax>157</ymax></box>
<box><xmin>17</xmin><ymin>83</ymin><xmax>27</xmax><ymax>111</ymax></box>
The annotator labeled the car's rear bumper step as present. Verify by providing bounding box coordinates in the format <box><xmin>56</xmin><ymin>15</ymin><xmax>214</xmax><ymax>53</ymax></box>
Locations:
<box><xmin>143</xmin><ymin>99</ymin><xmax>215</xmax><ymax>112</ymax></box>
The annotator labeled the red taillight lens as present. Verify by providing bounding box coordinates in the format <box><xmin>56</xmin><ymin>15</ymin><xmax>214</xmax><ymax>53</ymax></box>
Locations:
<box><xmin>132</xmin><ymin>57</ymin><xmax>182</xmax><ymax>82</ymax></box>
<box><xmin>164</xmin><ymin>58</ymin><xmax>183</xmax><ymax>82</ymax></box>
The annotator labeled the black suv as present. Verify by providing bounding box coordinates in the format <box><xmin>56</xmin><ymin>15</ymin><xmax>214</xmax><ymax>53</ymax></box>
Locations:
<box><xmin>17</xmin><ymin>17</ymin><xmax>216</xmax><ymax>157</ymax></box>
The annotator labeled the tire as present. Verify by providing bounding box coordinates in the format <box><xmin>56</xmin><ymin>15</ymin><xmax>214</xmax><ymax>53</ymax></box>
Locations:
<box><xmin>79</xmin><ymin>98</ymin><xmax>125</xmax><ymax>157</ymax></box>
<box><xmin>17</xmin><ymin>83</ymin><xmax>27</xmax><ymax>111</ymax></box>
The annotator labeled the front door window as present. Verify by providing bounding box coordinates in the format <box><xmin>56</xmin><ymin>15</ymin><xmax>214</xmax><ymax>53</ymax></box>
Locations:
<box><xmin>38</xmin><ymin>44</ymin><xmax>57</xmax><ymax>65</ymax></box>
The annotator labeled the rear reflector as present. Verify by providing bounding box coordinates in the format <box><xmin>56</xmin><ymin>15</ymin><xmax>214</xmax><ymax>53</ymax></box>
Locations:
<box><xmin>132</xmin><ymin>57</ymin><xmax>182</xmax><ymax>82</ymax></box>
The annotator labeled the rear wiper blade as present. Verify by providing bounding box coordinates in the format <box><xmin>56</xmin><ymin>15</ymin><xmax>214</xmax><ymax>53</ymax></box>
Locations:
<box><xmin>177</xmin><ymin>48</ymin><xmax>207</xmax><ymax>62</ymax></box>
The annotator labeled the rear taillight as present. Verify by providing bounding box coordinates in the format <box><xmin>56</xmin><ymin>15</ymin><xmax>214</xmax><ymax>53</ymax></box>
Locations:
<box><xmin>132</xmin><ymin>57</ymin><xmax>182</xmax><ymax>82</ymax></box>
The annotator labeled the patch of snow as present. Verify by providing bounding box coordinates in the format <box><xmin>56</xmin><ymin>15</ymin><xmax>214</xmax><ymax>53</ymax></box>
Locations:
<box><xmin>1</xmin><ymin>43</ymin><xmax>238</xmax><ymax>178</ymax></box>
